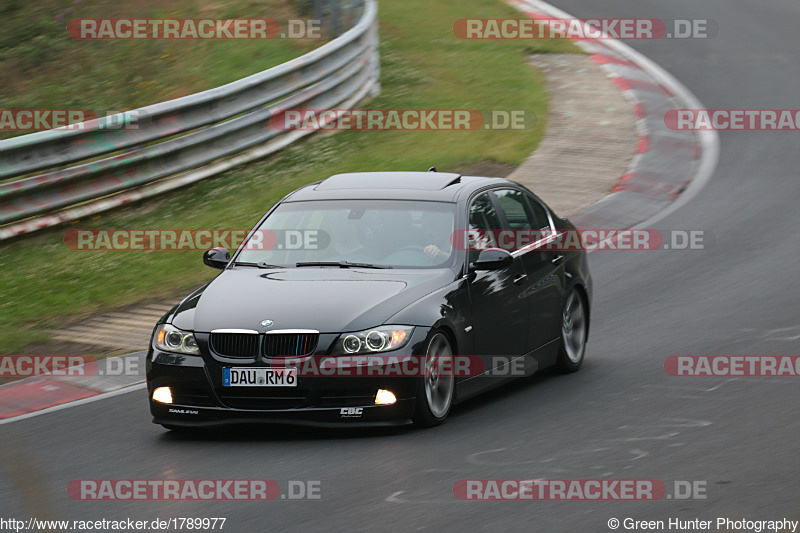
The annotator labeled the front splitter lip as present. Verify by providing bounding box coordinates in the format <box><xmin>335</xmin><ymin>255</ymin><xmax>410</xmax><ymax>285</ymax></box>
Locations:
<box><xmin>153</xmin><ymin>417</ymin><xmax>412</xmax><ymax>429</ymax></box>
<box><xmin>151</xmin><ymin>399</ymin><xmax>416</xmax><ymax>429</ymax></box>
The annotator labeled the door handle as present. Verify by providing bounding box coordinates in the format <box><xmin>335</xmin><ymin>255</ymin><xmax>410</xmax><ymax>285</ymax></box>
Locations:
<box><xmin>551</xmin><ymin>255</ymin><xmax>564</xmax><ymax>265</ymax></box>
<box><xmin>513</xmin><ymin>274</ymin><xmax>527</xmax><ymax>285</ymax></box>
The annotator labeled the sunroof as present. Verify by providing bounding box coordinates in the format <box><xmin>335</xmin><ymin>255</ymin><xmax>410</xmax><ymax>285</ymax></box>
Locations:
<box><xmin>315</xmin><ymin>172</ymin><xmax>462</xmax><ymax>191</ymax></box>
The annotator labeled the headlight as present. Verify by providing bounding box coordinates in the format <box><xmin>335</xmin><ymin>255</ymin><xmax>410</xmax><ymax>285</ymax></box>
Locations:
<box><xmin>333</xmin><ymin>326</ymin><xmax>414</xmax><ymax>355</ymax></box>
<box><xmin>153</xmin><ymin>324</ymin><xmax>200</xmax><ymax>355</ymax></box>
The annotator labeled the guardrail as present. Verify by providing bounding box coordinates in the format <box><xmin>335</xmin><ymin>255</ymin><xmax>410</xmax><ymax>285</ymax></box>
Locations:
<box><xmin>0</xmin><ymin>0</ymin><xmax>379</xmax><ymax>241</ymax></box>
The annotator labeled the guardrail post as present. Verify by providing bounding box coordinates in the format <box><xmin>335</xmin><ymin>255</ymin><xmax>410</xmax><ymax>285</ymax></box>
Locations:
<box><xmin>368</xmin><ymin>1</ymin><xmax>381</xmax><ymax>97</ymax></box>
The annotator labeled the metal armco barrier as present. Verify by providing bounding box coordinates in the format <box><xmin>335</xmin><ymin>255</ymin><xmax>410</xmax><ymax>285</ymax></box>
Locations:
<box><xmin>0</xmin><ymin>0</ymin><xmax>378</xmax><ymax>241</ymax></box>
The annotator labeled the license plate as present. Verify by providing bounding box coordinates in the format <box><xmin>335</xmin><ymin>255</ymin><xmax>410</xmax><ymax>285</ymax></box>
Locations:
<box><xmin>223</xmin><ymin>367</ymin><xmax>297</xmax><ymax>387</ymax></box>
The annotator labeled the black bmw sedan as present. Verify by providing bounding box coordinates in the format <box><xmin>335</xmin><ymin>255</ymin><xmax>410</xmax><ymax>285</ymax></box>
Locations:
<box><xmin>147</xmin><ymin>171</ymin><xmax>592</xmax><ymax>429</ymax></box>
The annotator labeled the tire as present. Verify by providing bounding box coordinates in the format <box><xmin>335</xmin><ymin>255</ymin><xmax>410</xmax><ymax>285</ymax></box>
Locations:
<box><xmin>413</xmin><ymin>331</ymin><xmax>455</xmax><ymax>427</ymax></box>
<box><xmin>555</xmin><ymin>288</ymin><xmax>588</xmax><ymax>373</ymax></box>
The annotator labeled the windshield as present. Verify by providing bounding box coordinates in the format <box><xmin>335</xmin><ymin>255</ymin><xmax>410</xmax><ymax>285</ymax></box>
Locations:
<box><xmin>236</xmin><ymin>200</ymin><xmax>457</xmax><ymax>268</ymax></box>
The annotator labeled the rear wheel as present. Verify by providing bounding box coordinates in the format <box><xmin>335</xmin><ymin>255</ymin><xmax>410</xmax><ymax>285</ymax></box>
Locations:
<box><xmin>555</xmin><ymin>288</ymin><xmax>588</xmax><ymax>373</ymax></box>
<box><xmin>413</xmin><ymin>332</ymin><xmax>455</xmax><ymax>427</ymax></box>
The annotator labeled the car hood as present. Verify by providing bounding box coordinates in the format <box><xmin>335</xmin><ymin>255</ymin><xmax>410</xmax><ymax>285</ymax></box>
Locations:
<box><xmin>170</xmin><ymin>267</ymin><xmax>456</xmax><ymax>333</ymax></box>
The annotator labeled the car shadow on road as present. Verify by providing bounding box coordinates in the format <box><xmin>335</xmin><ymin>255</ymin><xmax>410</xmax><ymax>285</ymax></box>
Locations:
<box><xmin>156</xmin><ymin>420</ymin><xmax>411</xmax><ymax>443</ymax></box>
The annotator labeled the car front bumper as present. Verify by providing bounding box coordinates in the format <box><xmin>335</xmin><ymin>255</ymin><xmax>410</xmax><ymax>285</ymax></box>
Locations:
<box><xmin>146</xmin><ymin>327</ymin><xmax>431</xmax><ymax>428</ymax></box>
<box><xmin>150</xmin><ymin>399</ymin><xmax>416</xmax><ymax>428</ymax></box>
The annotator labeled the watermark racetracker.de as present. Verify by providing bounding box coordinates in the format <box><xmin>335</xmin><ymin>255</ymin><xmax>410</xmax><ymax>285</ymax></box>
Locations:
<box><xmin>0</xmin><ymin>109</ymin><xmax>143</xmax><ymax>131</ymax></box>
<box><xmin>0</xmin><ymin>355</ymin><xmax>139</xmax><ymax>378</ymax></box>
<box><xmin>665</xmin><ymin>109</ymin><xmax>800</xmax><ymax>131</ymax></box>
<box><xmin>665</xmin><ymin>355</ymin><xmax>800</xmax><ymax>377</ymax></box>
<box><xmin>453</xmin><ymin>479</ymin><xmax>707</xmax><ymax>500</ymax></box>
<box><xmin>67</xmin><ymin>18</ymin><xmax>322</xmax><ymax>40</ymax></box>
<box><xmin>67</xmin><ymin>479</ymin><xmax>321</xmax><ymax>500</ymax></box>
<box><xmin>270</xmin><ymin>109</ymin><xmax>536</xmax><ymax>131</ymax></box>
<box><xmin>64</xmin><ymin>229</ymin><xmax>327</xmax><ymax>251</ymax></box>
<box><xmin>453</xmin><ymin>18</ymin><xmax>718</xmax><ymax>40</ymax></box>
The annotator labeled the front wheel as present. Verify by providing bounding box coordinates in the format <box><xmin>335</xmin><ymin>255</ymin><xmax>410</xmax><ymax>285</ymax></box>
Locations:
<box><xmin>555</xmin><ymin>288</ymin><xmax>588</xmax><ymax>373</ymax></box>
<box><xmin>413</xmin><ymin>331</ymin><xmax>455</xmax><ymax>427</ymax></box>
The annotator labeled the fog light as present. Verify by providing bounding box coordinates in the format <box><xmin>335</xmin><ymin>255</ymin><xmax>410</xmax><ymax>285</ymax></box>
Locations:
<box><xmin>153</xmin><ymin>387</ymin><xmax>173</xmax><ymax>404</ymax></box>
<box><xmin>375</xmin><ymin>389</ymin><xmax>396</xmax><ymax>405</ymax></box>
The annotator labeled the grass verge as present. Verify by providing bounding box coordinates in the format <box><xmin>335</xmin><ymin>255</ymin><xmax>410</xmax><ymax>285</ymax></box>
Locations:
<box><xmin>0</xmin><ymin>0</ymin><xmax>321</xmax><ymax>140</ymax></box>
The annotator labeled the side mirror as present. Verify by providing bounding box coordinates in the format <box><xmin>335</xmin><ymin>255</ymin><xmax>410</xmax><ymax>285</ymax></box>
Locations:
<box><xmin>471</xmin><ymin>249</ymin><xmax>513</xmax><ymax>271</ymax></box>
<box><xmin>203</xmin><ymin>247</ymin><xmax>230</xmax><ymax>270</ymax></box>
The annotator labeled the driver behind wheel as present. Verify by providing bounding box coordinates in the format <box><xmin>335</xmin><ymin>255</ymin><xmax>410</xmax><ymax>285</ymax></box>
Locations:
<box><xmin>420</xmin><ymin>210</ymin><xmax>454</xmax><ymax>263</ymax></box>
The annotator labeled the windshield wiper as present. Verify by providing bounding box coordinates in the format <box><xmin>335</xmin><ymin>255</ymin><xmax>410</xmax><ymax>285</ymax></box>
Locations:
<box><xmin>232</xmin><ymin>261</ymin><xmax>285</xmax><ymax>268</ymax></box>
<box><xmin>295</xmin><ymin>261</ymin><xmax>392</xmax><ymax>269</ymax></box>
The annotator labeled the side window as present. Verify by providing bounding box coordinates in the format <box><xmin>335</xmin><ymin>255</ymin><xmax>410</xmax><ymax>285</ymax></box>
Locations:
<box><xmin>525</xmin><ymin>194</ymin><xmax>552</xmax><ymax>231</ymax></box>
<box><xmin>469</xmin><ymin>193</ymin><xmax>502</xmax><ymax>231</ymax></box>
<box><xmin>492</xmin><ymin>189</ymin><xmax>533</xmax><ymax>230</ymax></box>
<box><xmin>468</xmin><ymin>193</ymin><xmax>502</xmax><ymax>262</ymax></box>
<box><xmin>492</xmin><ymin>188</ymin><xmax>553</xmax><ymax>252</ymax></box>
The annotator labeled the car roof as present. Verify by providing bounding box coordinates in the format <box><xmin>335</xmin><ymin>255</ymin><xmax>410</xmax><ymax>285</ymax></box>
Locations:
<box><xmin>283</xmin><ymin>172</ymin><xmax>522</xmax><ymax>203</ymax></box>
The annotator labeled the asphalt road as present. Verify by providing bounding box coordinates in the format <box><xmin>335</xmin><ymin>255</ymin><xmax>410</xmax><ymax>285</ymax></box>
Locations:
<box><xmin>2</xmin><ymin>0</ymin><xmax>799</xmax><ymax>531</ymax></box>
